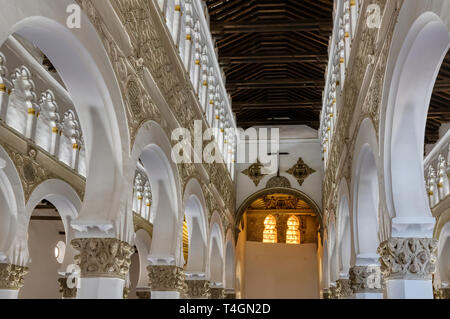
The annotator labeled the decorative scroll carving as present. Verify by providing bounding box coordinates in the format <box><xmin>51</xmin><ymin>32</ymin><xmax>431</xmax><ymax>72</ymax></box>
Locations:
<box><xmin>266</xmin><ymin>175</ymin><xmax>291</xmax><ymax>188</ymax></box>
<box><xmin>210</xmin><ymin>287</ymin><xmax>225</xmax><ymax>299</ymax></box>
<box><xmin>241</xmin><ymin>160</ymin><xmax>266</xmax><ymax>186</ymax></box>
<box><xmin>185</xmin><ymin>279</ymin><xmax>211</xmax><ymax>298</ymax></box>
<box><xmin>377</xmin><ymin>237</ymin><xmax>438</xmax><ymax>280</ymax></box>
<box><xmin>147</xmin><ymin>265</ymin><xmax>186</xmax><ymax>292</ymax></box>
<box><xmin>0</xmin><ymin>263</ymin><xmax>28</xmax><ymax>290</ymax></box>
<box><xmin>57</xmin><ymin>277</ymin><xmax>77</xmax><ymax>298</ymax></box>
<box><xmin>349</xmin><ymin>265</ymin><xmax>382</xmax><ymax>293</ymax></box>
<box><xmin>71</xmin><ymin>238</ymin><xmax>134</xmax><ymax>280</ymax></box>
<box><xmin>335</xmin><ymin>278</ymin><xmax>353</xmax><ymax>298</ymax></box>
<box><xmin>286</xmin><ymin>158</ymin><xmax>316</xmax><ymax>186</ymax></box>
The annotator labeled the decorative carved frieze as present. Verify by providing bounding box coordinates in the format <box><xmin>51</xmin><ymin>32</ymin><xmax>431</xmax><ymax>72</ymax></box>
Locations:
<box><xmin>147</xmin><ymin>265</ymin><xmax>186</xmax><ymax>293</ymax></box>
<box><xmin>0</xmin><ymin>263</ymin><xmax>28</xmax><ymax>290</ymax></box>
<box><xmin>286</xmin><ymin>158</ymin><xmax>316</xmax><ymax>186</ymax></box>
<box><xmin>377</xmin><ymin>237</ymin><xmax>438</xmax><ymax>280</ymax></box>
<box><xmin>210</xmin><ymin>287</ymin><xmax>225</xmax><ymax>299</ymax></box>
<box><xmin>349</xmin><ymin>265</ymin><xmax>383</xmax><ymax>293</ymax></box>
<box><xmin>71</xmin><ymin>238</ymin><xmax>134</xmax><ymax>280</ymax></box>
<box><xmin>241</xmin><ymin>160</ymin><xmax>266</xmax><ymax>186</ymax></box>
<box><xmin>185</xmin><ymin>279</ymin><xmax>211</xmax><ymax>299</ymax></box>
<box><xmin>335</xmin><ymin>278</ymin><xmax>353</xmax><ymax>298</ymax></box>
<box><xmin>57</xmin><ymin>277</ymin><xmax>77</xmax><ymax>298</ymax></box>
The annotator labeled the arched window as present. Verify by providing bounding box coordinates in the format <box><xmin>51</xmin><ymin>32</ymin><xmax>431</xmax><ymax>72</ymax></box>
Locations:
<box><xmin>263</xmin><ymin>214</ymin><xmax>277</xmax><ymax>243</ymax></box>
<box><xmin>286</xmin><ymin>215</ymin><xmax>300</xmax><ymax>244</ymax></box>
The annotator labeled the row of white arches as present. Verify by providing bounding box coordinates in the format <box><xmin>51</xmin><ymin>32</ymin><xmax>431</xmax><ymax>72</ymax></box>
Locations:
<box><xmin>0</xmin><ymin>51</ymin><xmax>86</xmax><ymax>177</ymax></box>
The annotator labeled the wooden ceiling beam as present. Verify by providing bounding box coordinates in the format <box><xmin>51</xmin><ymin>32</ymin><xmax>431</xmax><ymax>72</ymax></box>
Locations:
<box><xmin>211</xmin><ymin>20</ymin><xmax>332</xmax><ymax>34</ymax></box>
<box><xmin>219</xmin><ymin>53</ymin><xmax>328</xmax><ymax>64</ymax></box>
<box><xmin>227</xmin><ymin>79</ymin><xmax>324</xmax><ymax>90</ymax></box>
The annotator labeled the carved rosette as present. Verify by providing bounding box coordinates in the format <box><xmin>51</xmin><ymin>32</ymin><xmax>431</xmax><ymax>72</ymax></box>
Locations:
<box><xmin>147</xmin><ymin>265</ymin><xmax>186</xmax><ymax>293</ymax></box>
<box><xmin>335</xmin><ymin>278</ymin><xmax>353</xmax><ymax>298</ymax></box>
<box><xmin>0</xmin><ymin>264</ymin><xmax>28</xmax><ymax>290</ymax></box>
<box><xmin>185</xmin><ymin>280</ymin><xmax>211</xmax><ymax>299</ymax></box>
<box><xmin>210</xmin><ymin>287</ymin><xmax>225</xmax><ymax>299</ymax></box>
<box><xmin>57</xmin><ymin>277</ymin><xmax>77</xmax><ymax>298</ymax></box>
<box><xmin>377</xmin><ymin>238</ymin><xmax>437</xmax><ymax>280</ymax></box>
<box><xmin>71</xmin><ymin>238</ymin><xmax>134</xmax><ymax>280</ymax></box>
<box><xmin>349</xmin><ymin>266</ymin><xmax>382</xmax><ymax>293</ymax></box>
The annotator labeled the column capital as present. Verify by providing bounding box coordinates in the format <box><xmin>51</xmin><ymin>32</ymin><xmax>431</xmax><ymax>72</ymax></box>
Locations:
<box><xmin>185</xmin><ymin>279</ymin><xmax>211</xmax><ymax>298</ymax></box>
<box><xmin>147</xmin><ymin>265</ymin><xmax>186</xmax><ymax>293</ymax></box>
<box><xmin>224</xmin><ymin>288</ymin><xmax>236</xmax><ymax>299</ymax></box>
<box><xmin>71</xmin><ymin>238</ymin><xmax>134</xmax><ymax>280</ymax></box>
<box><xmin>210</xmin><ymin>286</ymin><xmax>225</xmax><ymax>299</ymax></box>
<box><xmin>349</xmin><ymin>265</ymin><xmax>383</xmax><ymax>293</ymax></box>
<box><xmin>335</xmin><ymin>278</ymin><xmax>353</xmax><ymax>298</ymax></box>
<box><xmin>434</xmin><ymin>288</ymin><xmax>450</xmax><ymax>299</ymax></box>
<box><xmin>0</xmin><ymin>263</ymin><xmax>28</xmax><ymax>290</ymax></box>
<box><xmin>136</xmin><ymin>289</ymin><xmax>151</xmax><ymax>299</ymax></box>
<box><xmin>377</xmin><ymin>237</ymin><xmax>437</xmax><ymax>280</ymax></box>
<box><xmin>57</xmin><ymin>277</ymin><xmax>77</xmax><ymax>298</ymax></box>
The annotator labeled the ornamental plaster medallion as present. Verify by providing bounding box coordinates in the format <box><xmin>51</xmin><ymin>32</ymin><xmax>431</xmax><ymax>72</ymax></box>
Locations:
<box><xmin>286</xmin><ymin>158</ymin><xmax>316</xmax><ymax>186</ymax></box>
<box><xmin>241</xmin><ymin>160</ymin><xmax>266</xmax><ymax>186</ymax></box>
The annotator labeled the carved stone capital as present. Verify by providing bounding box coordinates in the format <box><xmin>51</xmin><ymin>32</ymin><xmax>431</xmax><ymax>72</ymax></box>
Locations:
<box><xmin>377</xmin><ymin>237</ymin><xmax>437</xmax><ymax>280</ymax></box>
<box><xmin>322</xmin><ymin>288</ymin><xmax>331</xmax><ymax>299</ymax></box>
<box><xmin>224</xmin><ymin>291</ymin><xmax>236</xmax><ymax>299</ymax></box>
<box><xmin>210</xmin><ymin>287</ymin><xmax>225</xmax><ymax>299</ymax></box>
<box><xmin>335</xmin><ymin>278</ymin><xmax>353</xmax><ymax>298</ymax></box>
<box><xmin>328</xmin><ymin>285</ymin><xmax>338</xmax><ymax>299</ymax></box>
<box><xmin>71</xmin><ymin>238</ymin><xmax>134</xmax><ymax>280</ymax></box>
<box><xmin>185</xmin><ymin>279</ymin><xmax>211</xmax><ymax>299</ymax></box>
<box><xmin>434</xmin><ymin>288</ymin><xmax>450</xmax><ymax>299</ymax></box>
<box><xmin>349</xmin><ymin>265</ymin><xmax>382</xmax><ymax>293</ymax></box>
<box><xmin>136</xmin><ymin>289</ymin><xmax>151</xmax><ymax>299</ymax></box>
<box><xmin>57</xmin><ymin>277</ymin><xmax>77</xmax><ymax>298</ymax></box>
<box><xmin>147</xmin><ymin>265</ymin><xmax>186</xmax><ymax>292</ymax></box>
<box><xmin>0</xmin><ymin>264</ymin><xmax>28</xmax><ymax>290</ymax></box>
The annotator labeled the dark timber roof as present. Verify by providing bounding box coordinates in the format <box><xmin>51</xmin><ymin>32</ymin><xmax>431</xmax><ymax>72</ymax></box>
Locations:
<box><xmin>206</xmin><ymin>0</ymin><xmax>334</xmax><ymax>129</ymax></box>
<box><xmin>428</xmin><ymin>50</ymin><xmax>450</xmax><ymax>144</ymax></box>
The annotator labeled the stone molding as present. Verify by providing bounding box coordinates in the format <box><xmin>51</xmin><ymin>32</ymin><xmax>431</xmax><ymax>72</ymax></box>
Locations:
<box><xmin>57</xmin><ymin>277</ymin><xmax>77</xmax><ymax>298</ymax></box>
<box><xmin>0</xmin><ymin>263</ymin><xmax>28</xmax><ymax>290</ymax></box>
<box><xmin>147</xmin><ymin>265</ymin><xmax>186</xmax><ymax>292</ymax></box>
<box><xmin>349</xmin><ymin>265</ymin><xmax>383</xmax><ymax>293</ymax></box>
<box><xmin>185</xmin><ymin>279</ymin><xmax>211</xmax><ymax>299</ymax></box>
<box><xmin>377</xmin><ymin>237</ymin><xmax>437</xmax><ymax>280</ymax></box>
<box><xmin>335</xmin><ymin>278</ymin><xmax>353</xmax><ymax>298</ymax></box>
<box><xmin>71</xmin><ymin>238</ymin><xmax>134</xmax><ymax>280</ymax></box>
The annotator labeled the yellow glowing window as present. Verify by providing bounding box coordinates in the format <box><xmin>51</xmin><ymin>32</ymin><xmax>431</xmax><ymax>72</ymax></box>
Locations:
<box><xmin>263</xmin><ymin>214</ymin><xmax>277</xmax><ymax>243</ymax></box>
<box><xmin>286</xmin><ymin>215</ymin><xmax>300</xmax><ymax>244</ymax></box>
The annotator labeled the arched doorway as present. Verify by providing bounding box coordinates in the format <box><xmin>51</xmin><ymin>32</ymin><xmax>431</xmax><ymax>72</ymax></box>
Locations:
<box><xmin>235</xmin><ymin>187</ymin><xmax>322</xmax><ymax>299</ymax></box>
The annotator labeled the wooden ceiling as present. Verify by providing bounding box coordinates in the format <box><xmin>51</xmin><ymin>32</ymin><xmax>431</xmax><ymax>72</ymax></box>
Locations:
<box><xmin>427</xmin><ymin>50</ymin><xmax>450</xmax><ymax>144</ymax></box>
<box><xmin>206</xmin><ymin>0</ymin><xmax>333</xmax><ymax>129</ymax></box>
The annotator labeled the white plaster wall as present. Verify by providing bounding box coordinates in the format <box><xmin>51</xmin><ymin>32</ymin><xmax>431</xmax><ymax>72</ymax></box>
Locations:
<box><xmin>19</xmin><ymin>216</ymin><xmax>65</xmax><ymax>299</ymax></box>
<box><xmin>236</xmin><ymin>125</ymin><xmax>322</xmax><ymax>209</ymax></box>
